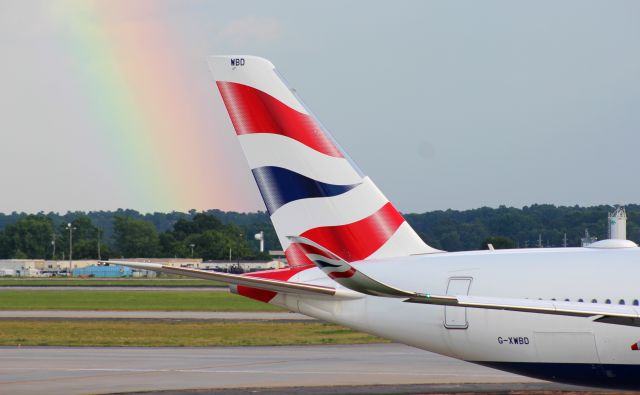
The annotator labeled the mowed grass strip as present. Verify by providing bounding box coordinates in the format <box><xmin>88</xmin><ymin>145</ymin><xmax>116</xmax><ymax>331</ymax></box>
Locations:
<box><xmin>0</xmin><ymin>320</ymin><xmax>388</xmax><ymax>347</ymax></box>
<box><xmin>0</xmin><ymin>290</ymin><xmax>282</xmax><ymax>311</ymax></box>
<box><xmin>0</xmin><ymin>278</ymin><xmax>225</xmax><ymax>287</ymax></box>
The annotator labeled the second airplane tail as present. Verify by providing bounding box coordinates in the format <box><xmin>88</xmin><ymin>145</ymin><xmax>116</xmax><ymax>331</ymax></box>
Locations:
<box><xmin>209</xmin><ymin>56</ymin><xmax>439</xmax><ymax>267</ymax></box>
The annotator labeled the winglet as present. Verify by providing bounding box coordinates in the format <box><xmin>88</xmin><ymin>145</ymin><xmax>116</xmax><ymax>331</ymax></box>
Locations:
<box><xmin>287</xmin><ymin>235</ymin><xmax>420</xmax><ymax>298</ymax></box>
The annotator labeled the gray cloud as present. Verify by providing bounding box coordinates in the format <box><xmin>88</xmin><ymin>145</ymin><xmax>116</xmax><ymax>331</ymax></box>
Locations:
<box><xmin>214</xmin><ymin>15</ymin><xmax>281</xmax><ymax>48</ymax></box>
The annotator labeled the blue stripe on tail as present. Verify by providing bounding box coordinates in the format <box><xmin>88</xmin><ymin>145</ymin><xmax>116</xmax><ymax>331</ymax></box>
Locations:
<box><xmin>252</xmin><ymin>166</ymin><xmax>360</xmax><ymax>214</ymax></box>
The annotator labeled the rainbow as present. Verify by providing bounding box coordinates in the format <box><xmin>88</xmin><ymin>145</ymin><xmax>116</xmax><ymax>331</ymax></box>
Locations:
<box><xmin>49</xmin><ymin>2</ymin><xmax>258</xmax><ymax>212</ymax></box>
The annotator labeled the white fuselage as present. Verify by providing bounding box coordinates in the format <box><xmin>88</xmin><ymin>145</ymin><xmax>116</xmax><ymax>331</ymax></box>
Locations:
<box><xmin>264</xmin><ymin>247</ymin><xmax>640</xmax><ymax>387</ymax></box>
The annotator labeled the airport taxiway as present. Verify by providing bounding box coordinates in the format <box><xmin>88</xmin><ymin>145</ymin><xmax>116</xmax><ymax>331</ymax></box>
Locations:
<box><xmin>0</xmin><ymin>286</ymin><xmax>227</xmax><ymax>292</ymax></box>
<box><xmin>0</xmin><ymin>343</ymin><xmax>553</xmax><ymax>395</ymax></box>
<box><xmin>0</xmin><ymin>310</ymin><xmax>312</xmax><ymax>320</ymax></box>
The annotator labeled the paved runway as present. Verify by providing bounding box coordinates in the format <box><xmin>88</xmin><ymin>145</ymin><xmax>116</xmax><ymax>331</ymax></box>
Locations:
<box><xmin>0</xmin><ymin>343</ymin><xmax>566</xmax><ymax>395</ymax></box>
<box><xmin>0</xmin><ymin>310</ymin><xmax>312</xmax><ymax>321</ymax></box>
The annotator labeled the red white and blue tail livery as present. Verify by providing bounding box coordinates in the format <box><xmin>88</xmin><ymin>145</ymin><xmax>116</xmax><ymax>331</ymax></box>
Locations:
<box><xmin>109</xmin><ymin>56</ymin><xmax>640</xmax><ymax>390</ymax></box>
<box><xmin>210</xmin><ymin>55</ymin><xmax>438</xmax><ymax>268</ymax></box>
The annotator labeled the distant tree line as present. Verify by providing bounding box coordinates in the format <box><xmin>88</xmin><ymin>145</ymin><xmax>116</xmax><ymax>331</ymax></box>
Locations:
<box><xmin>404</xmin><ymin>204</ymin><xmax>640</xmax><ymax>251</ymax></box>
<box><xmin>0</xmin><ymin>204</ymin><xmax>637</xmax><ymax>259</ymax></box>
<box><xmin>0</xmin><ymin>210</ymin><xmax>275</xmax><ymax>261</ymax></box>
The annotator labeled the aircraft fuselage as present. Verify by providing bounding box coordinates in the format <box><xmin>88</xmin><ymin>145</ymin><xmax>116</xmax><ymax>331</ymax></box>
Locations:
<box><xmin>266</xmin><ymin>247</ymin><xmax>640</xmax><ymax>388</ymax></box>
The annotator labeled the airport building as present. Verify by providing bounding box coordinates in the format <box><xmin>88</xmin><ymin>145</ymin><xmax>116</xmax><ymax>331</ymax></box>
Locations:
<box><xmin>103</xmin><ymin>258</ymin><xmax>286</xmax><ymax>273</ymax></box>
<box><xmin>0</xmin><ymin>257</ymin><xmax>286</xmax><ymax>277</ymax></box>
<box><xmin>0</xmin><ymin>259</ymin><xmax>104</xmax><ymax>276</ymax></box>
<box><xmin>0</xmin><ymin>259</ymin><xmax>43</xmax><ymax>277</ymax></box>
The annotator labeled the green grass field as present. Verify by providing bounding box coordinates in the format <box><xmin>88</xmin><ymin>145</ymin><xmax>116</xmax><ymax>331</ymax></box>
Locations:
<box><xmin>0</xmin><ymin>277</ymin><xmax>225</xmax><ymax>287</ymax></box>
<box><xmin>0</xmin><ymin>290</ymin><xmax>282</xmax><ymax>311</ymax></box>
<box><xmin>0</xmin><ymin>320</ymin><xmax>387</xmax><ymax>347</ymax></box>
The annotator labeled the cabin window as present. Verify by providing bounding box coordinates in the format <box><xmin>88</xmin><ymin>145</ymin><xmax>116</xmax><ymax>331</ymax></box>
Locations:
<box><xmin>634</xmin><ymin>300</ymin><xmax>639</xmax><ymax>306</ymax></box>
<box><xmin>564</xmin><ymin>298</ymin><xmax>570</xmax><ymax>302</ymax></box>
<box><xmin>619</xmin><ymin>299</ymin><xmax>625</xmax><ymax>305</ymax></box>
<box><xmin>578</xmin><ymin>298</ymin><xmax>584</xmax><ymax>303</ymax></box>
<box><xmin>591</xmin><ymin>299</ymin><xmax>598</xmax><ymax>303</ymax></box>
<box><xmin>605</xmin><ymin>299</ymin><xmax>612</xmax><ymax>304</ymax></box>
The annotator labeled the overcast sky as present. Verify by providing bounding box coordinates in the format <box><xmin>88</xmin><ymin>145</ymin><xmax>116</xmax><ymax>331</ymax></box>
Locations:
<box><xmin>0</xmin><ymin>1</ymin><xmax>639</xmax><ymax>214</ymax></box>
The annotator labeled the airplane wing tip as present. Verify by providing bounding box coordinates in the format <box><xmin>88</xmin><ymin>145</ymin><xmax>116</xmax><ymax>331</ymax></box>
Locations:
<box><xmin>104</xmin><ymin>260</ymin><xmax>163</xmax><ymax>269</ymax></box>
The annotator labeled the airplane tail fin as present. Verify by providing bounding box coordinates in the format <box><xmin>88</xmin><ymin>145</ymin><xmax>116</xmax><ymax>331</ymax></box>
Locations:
<box><xmin>209</xmin><ymin>56</ymin><xmax>439</xmax><ymax>267</ymax></box>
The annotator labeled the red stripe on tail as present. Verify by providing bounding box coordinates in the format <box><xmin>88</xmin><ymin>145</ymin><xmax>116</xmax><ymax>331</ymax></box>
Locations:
<box><xmin>217</xmin><ymin>81</ymin><xmax>343</xmax><ymax>158</ymax></box>
<box><xmin>288</xmin><ymin>202</ymin><xmax>405</xmax><ymax>262</ymax></box>
<box><xmin>284</xmin><ymin>243</ymin><xmax>316</xmax><ymax>268</ymax></box>
<box><xmin>236</xmin><ymin>266</ymin><xmax>311</xmax><ymax>303</ymax></box>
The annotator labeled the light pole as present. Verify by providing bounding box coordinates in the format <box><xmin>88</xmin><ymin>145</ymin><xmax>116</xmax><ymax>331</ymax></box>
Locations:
<box><xmin>189</xmin><ymin>243</ymin><xmax>195</xmax><ymax>258</ymax></box>
<box><xmin>51</xmin><ymin>234</ymin><xmax>56</xmax><ymax>260</ymax></box>
<box><xmin>66</xmin><ymin>223</ymin><xmax>76</xmax><ymax>274</ymax></box>
<box><xmin>97</xmin><ymin>228</ymin><xmax>102</xmax><ymax>260</ymax></box>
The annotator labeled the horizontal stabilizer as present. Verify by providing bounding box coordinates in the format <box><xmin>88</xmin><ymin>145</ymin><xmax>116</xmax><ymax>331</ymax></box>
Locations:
<box><xmin>102</xmin><ymin>260</ymin><xmax>353</xmax><ymax>298</ymax></box>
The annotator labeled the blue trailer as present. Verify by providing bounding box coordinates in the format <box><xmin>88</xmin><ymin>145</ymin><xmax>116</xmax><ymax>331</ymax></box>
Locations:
<box><xmin>72</xmin><ymin>265</ymin><xmax>132</xmax><ymax>278</ymax></box>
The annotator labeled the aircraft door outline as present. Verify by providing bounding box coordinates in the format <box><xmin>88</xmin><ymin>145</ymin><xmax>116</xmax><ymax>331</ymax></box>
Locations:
<box><xmin>444</xmin><ymin>277</ymin><xmax>472</xmax><ymax>329</ymax></box>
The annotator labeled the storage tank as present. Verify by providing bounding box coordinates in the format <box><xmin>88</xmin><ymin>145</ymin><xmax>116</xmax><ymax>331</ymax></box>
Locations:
<box><xmin>608</xmin><ymin>206</ymin><xmax>627</xmax><ymax>240</ymax></box>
